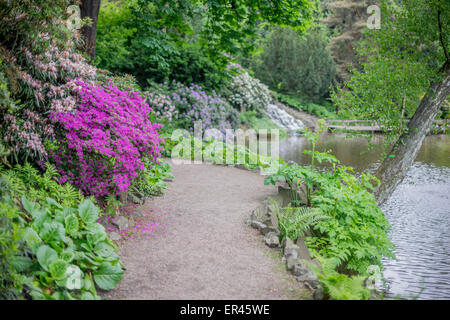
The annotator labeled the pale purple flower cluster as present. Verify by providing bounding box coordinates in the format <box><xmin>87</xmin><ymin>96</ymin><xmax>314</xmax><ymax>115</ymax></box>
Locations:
<box><xmin>154</xmin><ymin>82</ymin><xmax>240</xmax><ymax>134</ymax></box>
<box><xmin>49</xmin><ymin>80</ymin><xmax>164</xmax><ymax>197</ymax></box>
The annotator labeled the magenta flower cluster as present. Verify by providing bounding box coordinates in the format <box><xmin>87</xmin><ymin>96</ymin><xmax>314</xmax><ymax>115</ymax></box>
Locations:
<box><xmin>49</xmin><ymin>80</ymin><xmax>163</xmax><ymax>197</ymax></box>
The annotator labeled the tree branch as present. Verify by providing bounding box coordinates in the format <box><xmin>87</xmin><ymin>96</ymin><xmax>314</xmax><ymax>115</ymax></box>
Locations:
<box><xmin>438</xmin><ymin>5</ymin><xmax>450</xmax><ymax>62</ymax></box>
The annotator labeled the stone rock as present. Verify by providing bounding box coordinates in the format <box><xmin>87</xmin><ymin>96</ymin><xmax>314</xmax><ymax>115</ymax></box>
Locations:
<box><xmin>108</xmin><ymin>232</ymin><xmax>121</xmax><ymax>241</ymax></box>
<box><xmin>296</xmin><ymin>237</ymin><xmax>312</xmax><ymax>261</ymax></box>
<box><xmin>283</xmin><ymin>237</ymin><xmax>300</xmax><ymax>260</ymax></box>
<box><xmin>250</xmin><ymin>220</ymin><xmax>267</xmax><ymax>232</ymax></box>
<box><xmin>163</xmin><ymin>176</ymin><xmax>174</xmax><ymax>182</ymax></box>
<box><xmin>313</xmin><ymin>287</ymin><xmax>324</xmax><ymax>300</ymax></box>
<box><xmin>264</xmin><ymin>232</ymin><xmax>280</xmax><ymax>248</ymax></box>
<box><xmin>289</xmin><ymin>259</ymin><xmax>320</xmax><ymax>289</ymax></box>
<box><xmin>286</xmin><ymin>257</ymin><xmax>299</xmax><ymax>271</ymax></box>
<box><xmin>128</xmin><ymin>192</ymin><xmax>144</xmax><ymax>205</ymax></box>
<box><xmin>118</xmin><ymin>191</ymin><xmax>128</xmax><ymax>204</ymax></box>
<box><xmin>112</xmin><ymin>216</ymin><xmax>129</xmax><ymax>230</ymax></box>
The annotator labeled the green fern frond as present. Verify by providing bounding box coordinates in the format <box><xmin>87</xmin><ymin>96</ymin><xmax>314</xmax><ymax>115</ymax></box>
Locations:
<box><xmin>274</xmin><ymin>202</ymin><xmax>328</xmax><ymax>242</ymax></box>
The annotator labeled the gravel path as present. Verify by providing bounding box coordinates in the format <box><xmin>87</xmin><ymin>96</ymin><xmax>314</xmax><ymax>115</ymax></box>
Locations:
<box><xmin>102</xmin><ymin>161</ymin><xmax>308</xmax><ymax>300</ymax></box>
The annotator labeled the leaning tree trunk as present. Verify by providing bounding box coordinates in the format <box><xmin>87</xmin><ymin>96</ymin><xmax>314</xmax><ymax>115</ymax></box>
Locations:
<box><xmin>79</xmin><ymin>0</ymin><xmax>101</xmax><ymax>61</ymax></box>
<box><xmin>375</xmin><ymin>62</ymin><xmax>450</xmax><ymax>205</ymax></box>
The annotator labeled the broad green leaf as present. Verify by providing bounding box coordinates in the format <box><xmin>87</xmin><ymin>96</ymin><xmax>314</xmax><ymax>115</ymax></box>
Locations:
<box><xmin>39</xmin><ymin>222</ymin><xmax>65</xmax><ymax>243</ymax></box>
<box><xmin>60</xmin><ymin>250</ymin><xmax>75</xmax><ymax>263</ymax></box>
<box><xmin>23</xmin><ymin>227</ymin><xmax>42</xmax><ymax>250</ymax></box>
<box><xmin>93</xmin><ymin>262</ymin><xmax>123</xmax><ymax>290</ymax></box>
<box><xmin>64</xmin><ymin>214</ymin><xmax>79</xmax><ymax>236</ymax></box>
<box><xmin>21</xmin><ymin>196</ymin><xmax>38</xmax><ymax>215</ymax></box>
<box><xmin>36</xmin><ymin>245</ymin><xmax>58</xmax><ymax>271</ymax></box>
<box><xmin>78</xmin><ymin>200</ymin><xmax>99</xmax><ymax>224</ymax></box>
<box><xmin>81</xmin><ymin>291</ymin><xmax>95</xmax><ymax>300</ymax></box>
<box><xmin>84</xmin><ymin>222</ymin><xmax>106</xmax><ymax>235</ymax></box>
<box><xmin>49</xmin><ymin>259</ymin><xmax>68</xmax><ymax>280</ymax></box>
<box><xmin>94</xmin><ymin>242</ymin><xmax>115</xmax><ymax>258</ymax></box>
<box><xmin>46</xmin><ymin>197</ymin><xmax>63</xmax><ymax>209</ymax></box>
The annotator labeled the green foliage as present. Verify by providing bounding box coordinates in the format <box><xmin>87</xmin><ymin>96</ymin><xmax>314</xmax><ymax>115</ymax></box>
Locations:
<box><xmin>17</xmin><ymin>196</ymin><xmax>123</xmax><ymax>299</ymax></box>
<box><xmin>265</xmin><ymin>126</ymin><xmax>395</xmax><ymax>275</ymax></box>
<box><xmin>253</xmin><ymin>27</ymin><xmax>336</xmax><ymax>101</ymax></box>
<box><xmin>0</xmin><ymin>164</ymin><xmax>123</xmax><ymax>299</ymax></box>
<box><xmin>309</xmin><ymin>257</ymin><xmax>373</xmax><ymax>300</ymax></box>
<box><xmin>331</xmin><ymin>0</ymin><xmax>450</xmax><ymax>140</ymax></box>
<box><xmin>277</xmin><ymin>93</ymin><xmax>337</xmax><ymax>119</ymax></box>
<box><xmin>95</xmin><ymin>0</ymin><xmax>229</xmax><ymax>91</ymax></box>
<box><xmin>0</xmin><ymin>163</ymin><xmax>85</xmax><ymax>208</ymax></box>
<box><xmin>131</xmin><ymin>158</ymin><xmax>173</xmax><ymax>197</ymax></box>
<box><xmin>0</xmin><ymin>196</ymin><xmax>26</xmax><ymax>299</ymax></box>
<box><xmin>169</xmin><ymin>135</ymin><xmax>284</xmax><ymax>172</ymax></box>
<box><xmin>273</xmin><ymin>202</ymin><xmax>328</xmax><ymax>243</ymax></box>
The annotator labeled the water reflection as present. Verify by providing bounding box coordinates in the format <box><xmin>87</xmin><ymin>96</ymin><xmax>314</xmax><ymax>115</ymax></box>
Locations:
<box><xmin>277</xmin><ymin>134</ymin><xmax>450</xmax><ymax>300</ymax></box>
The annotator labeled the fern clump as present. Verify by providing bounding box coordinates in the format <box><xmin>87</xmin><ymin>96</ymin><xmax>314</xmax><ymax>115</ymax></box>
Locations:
<box><xmin>309</xmin><ymin>257</ymin><xmax>373</xmax><ymax>300</ymax></box>
<box><xmin>273</xmin><ymin>202</ymin><xmax>328</xmax><ymax>243</ymax></box>
<box><xmin>0</xmin><ymin>163</ymin><xmax>85</xmax><ymax>208</ymax></box>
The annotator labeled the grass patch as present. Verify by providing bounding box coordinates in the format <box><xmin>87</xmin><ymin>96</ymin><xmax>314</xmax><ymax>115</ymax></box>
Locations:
<box><xmin>275</xmin><ymin>92</ymin><xmax>338</xmax><ymax>120</ymax></box>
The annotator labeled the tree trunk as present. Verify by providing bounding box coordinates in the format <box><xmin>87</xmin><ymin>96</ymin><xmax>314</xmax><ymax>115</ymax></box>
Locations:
<box><xmin>80</xmin><ymin>0</ymin><xmax>101</xmax><ymax>61</ymax></box>
<box><xmin>375</xmin><ymin>62</ymin><xmax>450</xmax><ymax>205</ymax></box>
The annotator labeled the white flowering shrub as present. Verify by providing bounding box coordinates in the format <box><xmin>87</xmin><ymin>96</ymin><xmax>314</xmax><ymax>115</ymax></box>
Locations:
<box><xmin>222</xmin><ymin>71</ymin><xmax>272</xmax><ymax>112</ymax></box>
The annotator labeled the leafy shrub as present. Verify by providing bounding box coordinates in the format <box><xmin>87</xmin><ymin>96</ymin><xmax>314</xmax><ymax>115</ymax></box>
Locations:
<box><xmin>253</xmin><ymin>27</ymin><xmax>336</xmax><ymax>101</ymax></box>
<box><xmin>19</xmin><ymin>196</ymin><xmax>123</xmax><ymax>299</ymax></box>
<box><xmin>0</xmin><ymin>0</ymin><xmax>96</xmax><ymax>163</ymax></box>
<box><xmin>145</xmin><ymin>82</ymin><xmax>240</xmax><ymax>134</ymax></box>
<box><xmin>265</xmin><ymin>125</ymin><xmax>395</xmax><ymax>275</ymax></box>
<box><xmin>0</xmin><ymin>195</ymin><xmax>26</xmax><ymax>299</ymax></box>
<box><xmin>0</xmin><ymin>164</ymin><xmax>123</xmax><ymax>300</ymax></box>
<box><xmin>49</xmin><ymin>80</ymin><xmax>163</xmax><ymax>197</ymax></box>
<box><xmin>1</xmin><ymin>163</ymin><xmax>84</xmax><ymax>208</ymax></box>
<box><xmin>277</xmin><ymin>93</ymin><xmax>337</xmax><ymax>119</ymax></box>
<box><xmin>130</xmin><ymin>158</ymin><xmax>173</xmax><ymax>197</ymax></box>
<box><xmin>221</xmin><ymin>70</ymin><xmax>272</xmax><ymax>112</ymax></box>
<box><xmin>309</xmin><ymin>257</ymin><xmax>373</xmax><ymax>300</ymax></box>
<box><xmin>95</xmin><ymin>1</ymin><xmax>230</xmax><ymax>91</ymax></box>
<box><xmin>273</xmin><ymin>203</ymin><xmax>328</xmax><ymax>244</ymax></box>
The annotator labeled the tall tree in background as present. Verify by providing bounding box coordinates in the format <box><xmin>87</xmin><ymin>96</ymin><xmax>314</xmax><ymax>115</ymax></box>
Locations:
<box><xmin>324</xmin><ymin>0</ymin><xmax>372</xmax><ymax>82</ymax></box>
<box><xmin>332</xmin><ymin>0</ymin><xmax>450</xmax><ymax>204</ymax></box>
<box><xmin>80</xmin><ymin>0</ymin><xmax>101</xmax><ymax>60</ymax></box>
<box><xmin>78</xmin><ymin>0</ymin><xmax>314</xmax><ymax>62</ymax></box>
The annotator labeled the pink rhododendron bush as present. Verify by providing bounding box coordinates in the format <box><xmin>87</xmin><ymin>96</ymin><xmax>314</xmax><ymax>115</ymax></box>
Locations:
<box><xmin>49</xmin><ymin>80</ymin><xmax>163</xmax><ymax>197</ymax></box>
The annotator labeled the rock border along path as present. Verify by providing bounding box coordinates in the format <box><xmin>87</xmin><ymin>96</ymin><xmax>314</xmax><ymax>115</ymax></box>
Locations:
<box><xmin>102</xmin><ymin>161</ymin><xmax>308</xmax><ymax>300</ymax></box>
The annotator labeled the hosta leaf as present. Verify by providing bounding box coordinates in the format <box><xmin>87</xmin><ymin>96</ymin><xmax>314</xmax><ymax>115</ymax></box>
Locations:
<box><xmin>46</xmin><ymin>197</ymin><xmax>63</xmax><ymax>209</ymax></box>
<box><xmin>81</xmin><ymin>291</ymin><xmax>95</xmax><ymax>300</ymax></box>
<box><xmin>60</xmin><ymin>250</ymin><xmax>75</xmax><ymax>263</ymax></box>
<box><xmin>64</xmin><ymin>214</ymin><xmax>79</xmax><ymax>236</ymax></box>
<box><xmin>39</xmin><ymin>222</ymin><xmax>65</xmax><ymax>243</ymax></box>
<box><xmin>94</xmin><ymin>242</ymin><xmax>115</xmax><ymax>258</ymax></box>
<box><xmin>78</xmin><ymin>200</ymin><xmax>99</xmax><ymax>224</ymax></box>
<box><xmin>49</xmin><ymin>259</ymin><xmax>68</xmax><ymax>280</ymax></box>
<box><xmin>84</xmin><ymin>222</ymin><xmax>106</xmax><ymax>235</ymax></box>
<box><xmin>21</xmin><ymin>196</ymin><xmax>39</xmax><ymax>215</ymax></box>
<box><xmin>23</xmin><ymin>227</ymin><xmax>42</xmax><ymax>251</ymax></box>
<box><xmin>36</xmin><ymin>245</ymin><xmax>58</xmax><ymax>271</ymax></box>
<box><xmin>93</xmin><ymin>262</ymin><xmax>123</xmax><ymax>290</ymax></box>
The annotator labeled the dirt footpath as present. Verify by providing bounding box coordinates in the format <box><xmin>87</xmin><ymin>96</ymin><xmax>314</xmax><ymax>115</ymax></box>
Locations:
<box><xmin>102</xmin><ymin>162</ymin><xmax>308</xmax><ymax>300</ymax></box>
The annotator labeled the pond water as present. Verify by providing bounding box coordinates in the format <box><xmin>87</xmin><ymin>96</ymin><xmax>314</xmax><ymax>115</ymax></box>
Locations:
<box><xmin>277</xmin><ymin>133</ymin><xmax>450</xmax><ymax>300</ymax></box>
